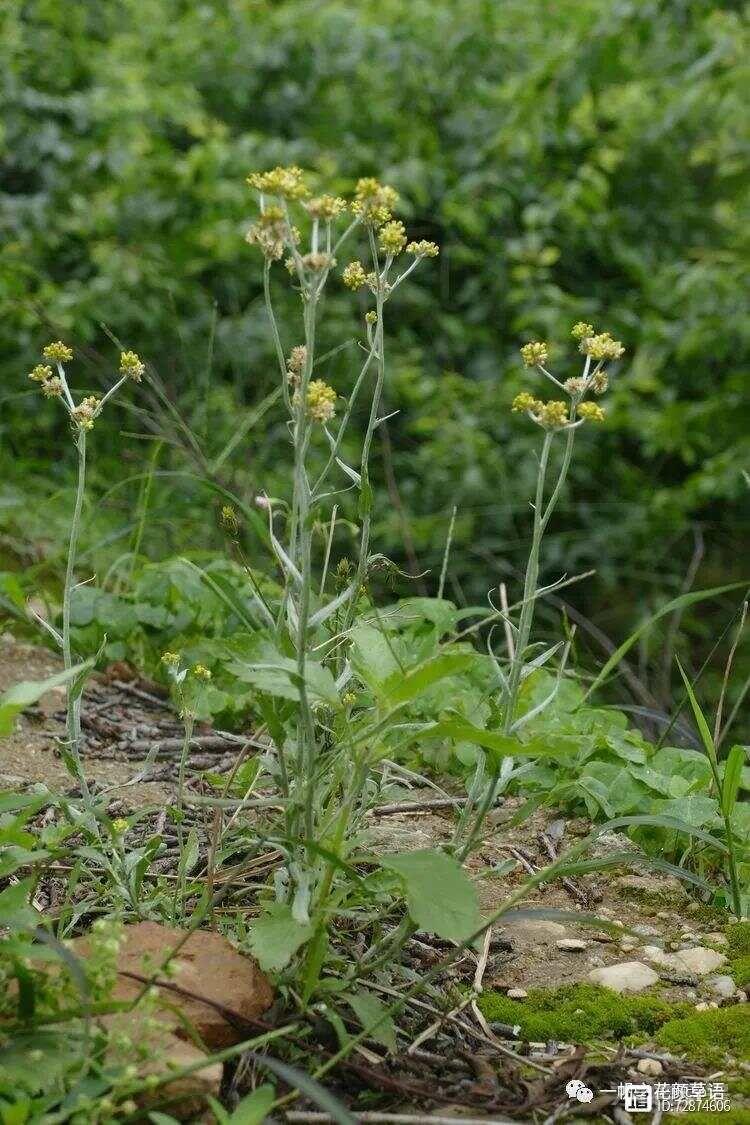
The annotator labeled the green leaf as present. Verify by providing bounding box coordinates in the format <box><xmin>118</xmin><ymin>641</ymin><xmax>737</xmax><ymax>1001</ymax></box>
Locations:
<box><xmin>0</xmin><ymin>662</ymin><xmax>93</xmax><ymax>736</ymax></box>
<box><xmin>722</xmin><ymin>745</ymin><xmax>747</xmax><ymax>818</ymax></box>
<box><xmin>417</xmin><ymin>718</ymin><xmax>577</xmax><ymax>767</ymax></box>
<box><xmin>583</xmin><ymin>583</ymin><xmax>749</xmax><ymax>701</ymax></box>
<box><xmin>676</xmin><ymin>659</ymin><xmax>719</xmax><ymax>772</ymax></box>
<box><xmin>349</xmin><ymin>623</ymin><xmax>401</xmax><ymax>688</ymax></box>
<box><xmin>344</xmin><ymin>989</ymin><xmax>397</xmax><ymax>1052</ymax></box>
<box><xmin>246</xmin><ymin>902</ymin><xmax>313</xmax><ymax>972</ymax></box>
<box><xmin>380</xmin><ymin>849</ymin><xmax>480</xmax><ymax>943</ymax></box>
<box><xmin>381</xmin><ymin>652</ymin><xmax>481</xmax><ymax>706</ymax></box>
<box><xmin>227</xmin><ymin>1085</ymin><xmax>276</xmax><ymax>1125</ymax></box>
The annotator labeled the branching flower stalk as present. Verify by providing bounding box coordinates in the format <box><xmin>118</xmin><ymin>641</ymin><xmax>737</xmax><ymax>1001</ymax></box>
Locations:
<box><xmin>27</xmin><ymin>345</ymin><xmax>143</xmax><ymax>791</ymax></box>
<box><xmin>457</xmin><ymin>326</ymin><xmax>624</xmax><ymax>860</ymax></box>
<box><xmin>245</xmin><ymin>169</ymin><xmax>439</xmax><ymax>972</ymax></box>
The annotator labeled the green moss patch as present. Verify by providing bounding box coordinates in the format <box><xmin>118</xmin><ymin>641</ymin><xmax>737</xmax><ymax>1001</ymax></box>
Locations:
<box><xmin>728</xmin><ymin>923</ymin><xmax>750</xmax><ymax>987</ymax></box>
<box><xmin>656</xmin><ymin>1006</ymin><xmax>750</xmax><ymax>1066</ymax></box>
<box><xmin>478</xmin><ymin>983</ymin><xmax>687</xmax><ymax>1042</ymax></box>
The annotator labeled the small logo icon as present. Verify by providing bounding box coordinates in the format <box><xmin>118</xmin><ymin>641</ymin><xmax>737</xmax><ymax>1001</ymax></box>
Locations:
<box><xmin>566</xmin><ymin>1079</ymin><xmax>594</xmax><ymax>1103</ymax></box>
<box><xmin>619</xmin><ymin>1083</ymin><xmax>653</xmax><ymax>1112</ymax></box>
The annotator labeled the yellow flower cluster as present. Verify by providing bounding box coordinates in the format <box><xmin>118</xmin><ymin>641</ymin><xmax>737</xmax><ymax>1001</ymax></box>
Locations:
<box><xmin>406</xmin><ymin>240</ymin><xmax>440</xmax><ymax>257</ymax></box>
<box><xmin>378</xmin><ymin>220</ymin><xmax>407</xmax><ymax>255</ymax></box>
<box><xmin>537</xmin><ymin>400</ymin><xmax>569</xmax><ymax>428</ymax></box>
<box><xmin>247</xmin><ymin>165</ymin><xmax>309</xmax><ymax>200</ymax></box>
<box><xmin>578</xmin><ymin>331</ymin><xmax>624</xmax><ymax>361</ymax></box>
<box><xmin>512</xmin><ymin>392</ymin><xmax>542</xmax><ymax>413</ymax></box>
<box><xmin>591</xmin><ymin>371</ymin><xmax>609</xmax><ymax>395</ymax></box>
<box><xmin>193</xmin><ymin>664</ymin><xmax>212</xmax><ymax>681</ymax></box>
<box><xmin>520</xmin><ymin>341</ymin><xmax>549</xmax><ymax>367</ymax></box>
<box><xmin>71</xmin><ymin>396</ymin><xmax>101</xmax><ymax>431</ymax></box>
<box><xmin>161</xmin><ymin>651</ymin><xmax>180</xmax><ymax>667</ymax></box>
<box><xmin>571</xmin><ymin>322</ymin><xmax>594</xmax><ymax>341</ymax></box>
<box><xmin>119</xmin><ymin>350</ymin><xmax>145</xmax><ymax>382</ymax></box>
<box><xmin>563</xmin><ymin>377</ymin><xmax>586</xmax><ymax>395</ymax></box>
<box><xmin>42</xmin><ymin>341</ymin><xmax>73</xmax><ymax>363</ymax></box>
<box><xmin>365</xmin><ymin>310</ymin><xmax>378</xmax><ymax>325</ymax></box>
<box><xmin>342</xmin><ymin>261</ymin><xmax>367</xmax><ymax>289</ymax></box>
<box><xmin>305</xmin><ymin>379</ymin><xmax>337</xmax><ymax>423</ymax></box>
<box><xmin>351</xmin><ymin>177</ymin><xmax>398</xmax><ymax>224</ymax></box>
<box><xmin>577</xmin><ymin>401</ymin><xmax>606</xmax><ymax>422</ymax></box>
<box><xmin>29</xmin><ymin>364</ymin><xmax>53</xmax><ymax>383</ymax></box>
<box><xmin>304</xmin><ymin>195</ymin><xmax>347</xmax><ymax>220</ymax></box>
<box><xmin>245</xmin><ymin>223</ymin><xmax>285</xmax><ymax>261</ymax></box>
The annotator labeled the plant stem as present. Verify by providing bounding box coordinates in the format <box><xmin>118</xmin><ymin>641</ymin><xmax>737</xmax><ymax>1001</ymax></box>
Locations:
<box><xmin>62</xmin><ymin>428</ymin><xmax>90</xmax><ymax>796</ymax></box>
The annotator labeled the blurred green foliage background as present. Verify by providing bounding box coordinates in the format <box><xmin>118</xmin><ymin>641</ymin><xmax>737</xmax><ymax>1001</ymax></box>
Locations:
<box><xmin>1</xmin><ymin>0</ymin><xmax>748</xmax><ymax>704</ymax></box>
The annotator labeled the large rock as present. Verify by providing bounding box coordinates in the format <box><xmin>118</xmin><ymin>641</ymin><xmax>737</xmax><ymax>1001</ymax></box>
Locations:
<box><xmin>641</xmin><ymin>944</ymin><xmax>726</xmax><ymax>977</ymax></box>
<box><xmin>588</xmin><ymin>961</ymin><xmax>660</xmax><ymax>994</ymax></box>
<box><xmin>74</xmin><ymin>921</ymin><xmax>274</xmax><ymax>1049</ymax></box>
<box><xmin>500</xmin><ymin>919</ymin><xmax>568</xmax><ymax>948</ymax></box>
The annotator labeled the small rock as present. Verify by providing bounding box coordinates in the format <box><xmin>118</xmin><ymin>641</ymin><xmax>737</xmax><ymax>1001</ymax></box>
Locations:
<box><xmin>680</xmin><ymin>932</ymin><xmax>698</xmax><ymax>942</ymax></box>
<box><xmin>637</xmin><ymin>1058</ymin><xmax>663</xmax><ymax>1078</ymax></box>
<box><xmin>705</xmin><ymin>975</ymin><xmax>736</xmax><ymax>1000</ymax></box>
<box><xmin>632</xmin><ymin>923</ymin><xmax>659</xmax><ymax>937</ymax></box>
<box><xmin>589</xmin><ymin>954</ymin><xmax>605</xmax><ymax>967</ymax></box>
<box><xmin>507</xmin><ymin>988</ymin><xmax>527</xmax><ymax>999</ymax></box>
<box><xmin>556</xmin><ymin>938</ymin><xmax>587</xmax><ymax>952</ymax></box>
<box><xmin>501</xmin><ymin>919</ymin><xmax>568</xmax><ymax>948</ymax></box>
<box><xmin>588</xmin><ymin>962</ymin><xmax>660</xmax><ymax>994</ymax></box>
<box><xmin>705</xmin><ymin>932</ymin><xmax>729</xmax><ymax>946</ymax></box>
<box><xmin>695</xmin><ymin>1001</ymin><xmax>711</xmax><ymax>1011</ymax></box>
<box><xmin>686</xmin><ymin>901</ymin><xmax>702</xmax><ymax>914</ymax></box>
<box><xmin>656</xmin><ymin>911</ymin><xmax>672</xmax><ymax>921</ymax></box>
<box><xmin>737</xmin><ymin>991</ymin><xmax>748</xmax><ymax>1003</ymax></box>
<box><xmin>620</xmin><ymin>940</ymin><xmax>638</xmax><ymax>953</ymax></box>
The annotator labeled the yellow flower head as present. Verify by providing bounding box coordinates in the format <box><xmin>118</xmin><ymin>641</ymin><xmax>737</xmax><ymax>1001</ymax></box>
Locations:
<box><xmin>161</xmin><ymin>651</ymin><xmax>180</xmax><ymax>667</ymax></box>
<box><xmin>577</xmin><ymin>401</ymin><xmax>606</xmax><ymax>423</ymax></box>
<box><xmin>112</xmin><ymin>818</ymin><xmax>129</xmax><ymax>834</ymax></box>
<box><xmin>304</xmin><ymin>195</ymin><xmax>347</xmax><ymax>220</ymax></box>
<box><xmin>406</xmin><ymin>240</ymin><xmax>439</xmax><ymax>258</ymax></box>
<box><xmin>378</xmin><ymin>220</ymin><xmax>407</xmax><ymax>256</ymax></box>
<box><xmin>246</xmin><ymin>223</ymin><xmax>284</xmax><ymax>261</ymax></box>
<box><xmin>342</xmin><ymin>261</ymin><xmax>367</xmax><ymax>290</ymax></box>
<box><xmin>571</xmin><ymin>322</ymin><xmax>594</xmax><ymax>341</ymax></box>
<box><xmin>193</xmin><ymin>664</ymin><xmax>212</xmax><ymax>681</ymax></box>
<box><xmin>511</xmin><ymin>392</ymin><xmax>542</xmax><ymax>413</ymax></box>
<box><xmin>579</xmin><ymin>331</ymin><xmax>624</xmax><ymax>362</ymax></box>
<box><xmin>351</xmin><ymin>178</ymin><xmax>399</xmax><ymax>224</ymax></box>
<box><xmin>305</xmin><ymin>380</ymin><xmax>337</xmax><ymax>423</ymax></box>
<box><xmin>29</xmin><ymin>364</ymin><xmax>53</xmax><ymax>383</ymax></box>
<box><xmin>247</xmin><ymin>165</ymin><xmax>309</xmax><ymax>200</ymax></box>
<box><xmin>563</xmin><ymin>377</ymin><xmax>586</xmax><ymax>396</ymax></box>
<box><xmin>43</xmin><ymin>341</ymin><xmax>73</xmax><ymax>364</ymax></box>
<box><xmin>520</xmin><ymin>341</ymin><xmax>549</xmax><ymax>368</ymax></box>
<box><xmin>538</xmin><ymin>400</ymin><xmax>569</xmax><ymax>428</ymax></box>
<box><xmin>119</xmin><ymin>350</ymin><xmax>145</xmax><ymax>382</ymax></box>
<box><xmin>365</xmin><ymin>310</ymin><xmax>378</xmax><ymax>325</ymax></box>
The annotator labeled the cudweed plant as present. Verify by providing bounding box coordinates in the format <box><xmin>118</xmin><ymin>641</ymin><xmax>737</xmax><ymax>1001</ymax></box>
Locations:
<box><xmin>26</xmin><ymin>345</ymin><xmax>142</xmax><ymax>793</ymax></box>
<box><xmin>243</xmin><ymin>166</ymin><xmax>442</xmax><ymax>990</ymax></box>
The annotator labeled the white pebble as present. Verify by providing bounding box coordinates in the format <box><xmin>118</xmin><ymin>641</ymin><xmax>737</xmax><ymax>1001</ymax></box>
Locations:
<box><xmin>637</xmin><ymin>1058</ymin><xmax>663</xmax><ymax>1077</ymax></box>
<box><xmin>556</xmin><ymin>938</ymin><xmax>587</xmax><ymax>952</ymax></box>
<box><xmin>507</xmin><ymin>988</ymin><xmax>527</xmax><ymax>999</ymax></box>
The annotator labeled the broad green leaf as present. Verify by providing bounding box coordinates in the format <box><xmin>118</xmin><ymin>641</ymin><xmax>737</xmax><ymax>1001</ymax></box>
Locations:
<box><xmin>344</xmin><ymin>989</ymin><xmax>397</xmax><ymax>1053</ymax></box>
<box><xmin>0</xmin><ymin>662</ymin><xmax>92</xmax><ymax>736</ymax></box>
<box><xmin>349</xmin><ymin>623</ymin><xmax>400</xmax><ymax>688</ymax></box>
<box><xmin>229</xmin><ymin>646</ymin><xmax>340</xmax><ymax>709</ymax></box>
<box><xmin>722</xmin><ymin>745</ymin><xmax>746</xmax><ymax>818</ymax></box>
<box><xmin>381</xmin><ymin>652</ymin><xmax>481</xmax><ymax>706</ymax></box>
<box><xmin>583</xmin><ymin>583</ymin><xmax>749</xmax><ymax>701</ymax></box>
<box><xmin>417</xmin><ymin>718</ymin><xmax>578</xmax><ymax>767</ymax></box>
<box><xmin>246</xmin><ymin>902</ymin><xmax>312</xmax><ymax>972</ymax></box>
<box><xmin>654</xmin><ymin>795</ymin><xmax>719</xmax><ymax>828</ymax></box>
<box><xmin>380</xmin><ymin>849</ymin><xmax>480</xmax><ymax>943</ymax></box>
<box><xmin>228</xmin><ymin>1085</ymin><xmax>276</xmax><ymax>1125</ymax></box>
